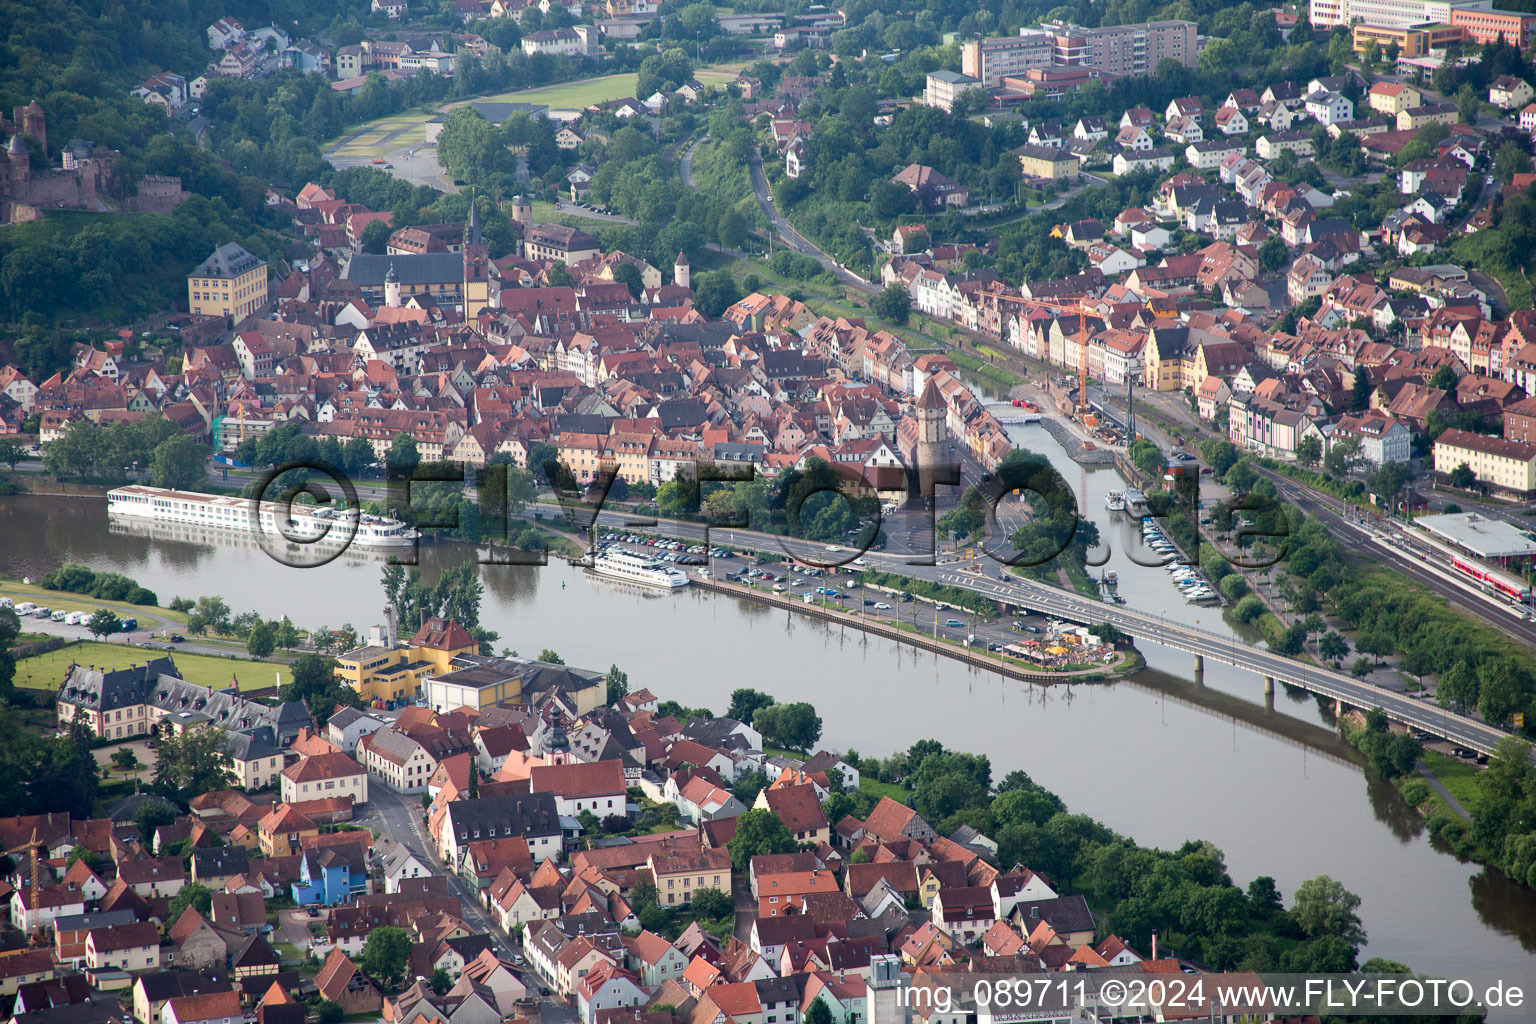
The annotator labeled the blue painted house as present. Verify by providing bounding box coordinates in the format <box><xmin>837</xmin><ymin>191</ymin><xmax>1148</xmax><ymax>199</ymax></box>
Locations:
<box><xmin>291</xmin><ymin>846</ymin><xmax>369</xmax><ymax>906</ymax></box>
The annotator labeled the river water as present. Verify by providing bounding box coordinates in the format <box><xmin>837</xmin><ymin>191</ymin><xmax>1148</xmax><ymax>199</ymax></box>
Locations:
<box><xmin>3</xmin><ymin>416</ymin><xmax>1534</xmax><ymax>1002</ymax></box>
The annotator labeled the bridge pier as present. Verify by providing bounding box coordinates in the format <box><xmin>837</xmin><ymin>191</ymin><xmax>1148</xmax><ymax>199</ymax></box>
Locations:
<box><xmin>1193</xmin><ymin>654</ymin><xmax>1204</xmax><ymax>685</ymax></box>
<box><xmin>1335</xmin><ymin>697</ymin><xmax>1346</xmax><ymax>733</ymax></box>
<box><xmin>1264</xmin><ymin>676</ymin><xmax>1275</xmax><ymax>695</ymax></box>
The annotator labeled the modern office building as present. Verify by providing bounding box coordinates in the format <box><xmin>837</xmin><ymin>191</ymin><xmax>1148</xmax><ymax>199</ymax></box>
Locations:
<box><xmin>1311</xmin><ymin>0</ymin><xmax>1491</xmax><ymax>29</ymax></box>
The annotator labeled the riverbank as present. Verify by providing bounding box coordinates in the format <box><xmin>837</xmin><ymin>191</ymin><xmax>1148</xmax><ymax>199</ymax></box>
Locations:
<box><xmin>696</xmin><ymin>574</ymin><xmax>1139</xmax><ymax>683</ymax></box>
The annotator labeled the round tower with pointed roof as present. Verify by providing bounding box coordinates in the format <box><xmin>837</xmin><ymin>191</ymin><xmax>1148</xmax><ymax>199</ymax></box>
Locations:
<box><xmin>384</xmin><ymin>262</ymin><xmax>401</xmax><ymax>308</ymax></box>
<box><xmin>914</xmin><ymin>377</ymin><xmax>949</xmax><ymax>500</ymax></box>
<box><xmin>7</xmin><ymin>133</ymin><xmax>29</xmax><ymax>188</ymax></box>
<box><xmin>673</xmin><ymin>250</ymin><xmax>690</xmax><ymax>289</ymax></box>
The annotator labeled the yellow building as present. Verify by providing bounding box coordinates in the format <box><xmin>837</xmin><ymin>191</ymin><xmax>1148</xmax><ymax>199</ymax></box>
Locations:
<box><xmin>1397</xmin><ymin>103</ymin><xmax>1459</xmax><ymax>131</ymax></box>
<box><xmin>1351</xmin><ymin>23</ymin><xmax>1462</xmax><ymax>58</ymax></box>
<box><xmin>187</xmin><ymin>243</ymin><xmax>268</xmax><ymax>322</ymax></box>
<box><xmin>1434</xmin><ymin>429</ymin><xmax>1536</xmax><ymax>498</ymax></box>
<box><xmin>334</xmin><ymin>616</ymin><xmax>479</xmax><ymax>704</ymax></box>
<box><xmin>1367</xmin><ymin>80</ymin><xmax>1422</xmax><ymax>116</ymax></box>
<box><xmin>257</xmin><ymin>803</ymin><xmax>319</xmax><ymax>858</ymax></box>
<box><xmin>1142</xmin><ymin>328</ymin><xmax>1187</xmax><ymax>391</ymax></box>
<box><xmin>1013</xmin><ymin>143</ymin><xmax>1079</xmax><ymax>181</ymax></box>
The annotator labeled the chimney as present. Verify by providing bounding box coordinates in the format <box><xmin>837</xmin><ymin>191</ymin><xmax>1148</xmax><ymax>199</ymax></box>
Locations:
<box><xmin>1151</xmin><ymin>931</ymin><xmax>1157</xmax><ymax>960</ymax></box>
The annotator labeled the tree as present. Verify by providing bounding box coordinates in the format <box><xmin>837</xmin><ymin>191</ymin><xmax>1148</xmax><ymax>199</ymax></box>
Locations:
<box><xmin>154</xmin><ymin>725</ymin><xmax>236</xmax><ymax>795</ymax></box>
<box><xmin>726</xmin><ymin>808</ymin><xmax>796</xmax><ymax>871</ymax></box>
<box><xmin>1350</xmin><ymin>365</ymin><xmax>1373</xmax><ymax>413</ymax></box>
<box><xmin>611</xmin><ymin>261</ymin><xmax>644</xmax><ymax>299</ymax></box>
<box><xmin>388</xmin><ymin>433</ymin><xmax>420</xmax><ymax>477</ymax></box>
<box><xmin>805</xmin><ymin>1002</ymin><xmax>834</xmax><ymax>1024</ymax></box>
<box><xmin>362</xmin><ymin>926</ymin><xmax>413</xmax><ymax>989</ymax></box>
<box><xmin>1351</xmin><ymin>657</ymin><xmax>1372</xmax><ymax>678</ymax></box>
<box><xmin>1290</xmin><ymin>875</ymin><xmax>1366</xmax><ymax>947</ymax></box>
<box><xmin>1455</xmin><ymin>82</ymin><xmax>1481</xmax><ymax>126</ymax></box>
<box><xmin>361</xmin><ymin>219</ymin><xmax>394</xmax><ymax>255</ymax></box>
<box><xmin>1429</xmin><ymin>364</ymin><xmax>1458</xmax><ymax>392</ymax></box>
<box><xmin>753</xmin><ymin>701</ymin><xmax>822</xmax><ymax>750</ymax></box>
<box><xmin>1494</xmin><ymin>140</ymin><xmax>1534</xmax><ymax>185</ymax></box>
<box><xmin>1258</xmin><ymin>236</ymin><xmax>1290</xmax><ymax>272</ymax></box>
<box><xmin>169</xmin><ymin>881</ymin><xmax>213</xmax><ymax>922</ymax></box>
<box><xmin>110</xmin><ymin>748</ymin><xmax>139</xmax><ymax>774</ymax></box>
<box><xmin>0</xmin><ymin>436</ymin><xmax>27</xmax><ymax>469</ymax></box>
<box><xmin>727</xmin><ymin>688</ymin><xmax>776</xmax><ymax>724</ymax></box>
<box><xmin>1318</xmin><ymin>632</ymin><xmax>1349</xmax><ymax>664</ymax></box>
<box><xmin>871</xmin><ymin>284</ymin><xmax>911</xmax><ymax>324</ymax></box>
<box><xmin>1324</xmin><ymin>435</ymin><xmax>1363</xmax><ymax>477</ymax></box>
<box><xmin>188</xmin><ymin>595</ymin><xmax>231</xmax><ymax>635</ymax></box>
<box><xmin>1449</xmin><ymin>462</ymin><xmax>1476</xmax><ymax>490</ymax></box>
<box><xmin>313</xmin><ymin>1001</ymin><xmax>344</xmax><ymax>1024</ymax></box>
<box><xmin>717</xmin><ymin>209</ymin><xmax>748</xmax><ymax>250</ymax></box>
<box><xmin>281</xmin><ymin>653</ymin><xmax>359</xmax><ymax>723</ymax></box>
<box><xmin>692</xmin><ymin>271</ymin><xmax>742</xmax><ymax>318</ymax></box>
<box><xmin>430</xmin><ymin>968</ymin><xmax>452</xmax><ymax>996</ymax></box>
<box><xmin>690</xmin><ymin>886</ymin><xmax>732</xmax><ymax>920</ymax></box>
<box><xmin>246</xmin><ymin>619</ymin><xmax>277</xmax><ymax>658</ymax></box>
<box><xmin>1295</xmin><ymin>435</ymin><xmax>1322</xmax><ymax>467</ymax></box>
<box><xmin>605</xmin><ymin>664</ymin><xmax>629</xmax><ymax>705</ymax></box>
<box><xmin>87</xmin><ymin>609</ymin><xmax>122</xmax><ymax>640</ymax></box>
<box><xmin>539</xmin><ymin>649</ymin><xmax>564</xmax><ymax>665</ymax></box>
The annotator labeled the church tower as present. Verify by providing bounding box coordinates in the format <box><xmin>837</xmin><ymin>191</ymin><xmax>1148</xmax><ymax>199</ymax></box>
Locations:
<box><xmin>673</xmin><ymin>251</ymin><xmax>690</xmax><ymax>289</ymax></box>
<box><xmin>462</xmin><ymin>194</ymin><xmax>490</xmax><ymax>319</ymax></box>
<box><xmin>384</xmin><ymin>262</ymin><xmax>401</xmax><ymax>308</ymax></box>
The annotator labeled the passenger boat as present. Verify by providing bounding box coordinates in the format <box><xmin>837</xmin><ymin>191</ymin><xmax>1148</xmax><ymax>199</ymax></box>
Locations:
<box><xmin>107</xmin><ymin>485</ymin><xmax>417</xmax><ymax>549</ymax></box>
<box><xmin>1105</xmin><ymin>490</ymin><xmax>1126</xmax><ymax>512</ymax></box>
<box><xmin>587</xmin><ymin>548</ymin><xmax>691</xmax><ymax>589</ymax></box>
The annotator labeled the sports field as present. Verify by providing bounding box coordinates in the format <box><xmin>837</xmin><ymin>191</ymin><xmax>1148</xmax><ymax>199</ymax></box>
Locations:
<box><xmin>17</xmin><ymin>641</ymin><xmax>292</xmax><ymax>691</ymax></box>
<box><xmin>474</xmin><ymin>67</ymin><xmax>737</xmax><ymax>109</ymax></box>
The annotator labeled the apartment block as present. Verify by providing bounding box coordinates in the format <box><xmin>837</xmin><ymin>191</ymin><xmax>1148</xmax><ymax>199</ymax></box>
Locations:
<box><xmin>961</xmin><ymin>32</ymin><xmax>1054</xmax><ymax>89</ymax></box>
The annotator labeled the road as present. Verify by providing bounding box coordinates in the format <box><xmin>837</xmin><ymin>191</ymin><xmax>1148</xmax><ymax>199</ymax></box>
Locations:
<box><xmin>355</xmin><ymin>785</ymin><xmax>536</xmax><ymax>977</ymax></box>
<box><xmin>742</xmin><ymin>148</ymin><xmax>878</xmax><ymax>294</ymax></box>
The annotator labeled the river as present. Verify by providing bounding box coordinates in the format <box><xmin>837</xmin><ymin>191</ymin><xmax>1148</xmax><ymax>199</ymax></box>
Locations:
<box><xmin>2</xmin><ymin>417</ymin><xmax>1534</xmax><ymax>1003</ymax></box>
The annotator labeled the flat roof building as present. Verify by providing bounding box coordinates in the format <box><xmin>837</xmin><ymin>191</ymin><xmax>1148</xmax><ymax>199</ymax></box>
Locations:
<box><xmin>1413</xmin><ymin>511</ymin><xmax>1536</xmax><ymax>562</ymax></box>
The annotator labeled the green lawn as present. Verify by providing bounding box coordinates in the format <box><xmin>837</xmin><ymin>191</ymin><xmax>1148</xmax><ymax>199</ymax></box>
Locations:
<box><xmin>1421</xmin><ymin>750</ymin><xmax>1483</xmax><ymax>811</ymax></box>
<box><xmin>2</xmin><ymin>578</ymin><xmax>184</xmax><ymax>624</ymax></box>
<box><xmin>859</xmin><ymin>776</ymin><xmax>910</xmax><ymax>803</ymax></box>
<box><xmin>16</xmin><ymin>641</ymin><xmax>292</xmax><ymax>691</ymax></box>
<box><xmin>476</xmin><ymin>73</ymin><xmax>643</xmax><ymax>109</ymax></box>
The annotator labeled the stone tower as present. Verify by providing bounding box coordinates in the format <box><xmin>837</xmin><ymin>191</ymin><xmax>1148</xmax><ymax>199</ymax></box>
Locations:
<box><xmin>674</xmin><ymin>250</ymin><xmax>690</xmax><ymax>289</ymax></box>
<box><xmin>462</xmin><ymin>195</ymin><xmax>490</xmax><ymax>319</ymax></box>
<box><xmin>509</xmin><ymin>193</ymin><xmax>532</xmax><ymax>227</ymax></box>
<box><xmin>384</xmin><ymin>262</ymin><xmax>401</xmax><ymax>308</ymax></box>
<box><xmin>7</xmin><ymin>134</ymin><xmax>30</xmax><ymax>188</ymax></box>
<box><xmin>914</xmin><ymin>377</ymin><xmax>949</xmax><ymax>499</ymax></box>
<box><xmin>14</xmin><ymin>101</ymin><xmax>45</xmax><ymax>153</ymax></box>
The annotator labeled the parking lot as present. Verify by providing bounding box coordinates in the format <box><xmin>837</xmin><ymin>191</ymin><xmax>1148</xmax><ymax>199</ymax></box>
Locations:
<box><xmin>598</xmin><ymin>530</ymin><xmax>1058</xmax><ymax>652</ymax></box>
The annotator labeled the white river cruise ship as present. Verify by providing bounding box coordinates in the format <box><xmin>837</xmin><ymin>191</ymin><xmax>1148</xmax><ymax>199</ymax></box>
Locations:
<box><xmin>587</xmin><ymin>548</ymin><xmax>691</xmax><ymax>589</ymax></box>
<box><xmin>107</xmin><ymin>485</ymin><xmax>418</xmax><ymax>549</ymax></box>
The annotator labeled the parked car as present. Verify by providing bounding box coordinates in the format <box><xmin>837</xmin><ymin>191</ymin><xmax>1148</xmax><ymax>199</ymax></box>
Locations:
<box><xmin>873</xmin><ymin>602</ymin><xmax>891</xmax><ymax>610</ymax></box>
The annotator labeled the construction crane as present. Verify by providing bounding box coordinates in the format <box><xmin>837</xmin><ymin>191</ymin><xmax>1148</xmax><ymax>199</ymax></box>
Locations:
<box><xmin>1018</xmin><ymin>295</ymin><xmax>1096</xmax><ymax>421</ymax></box>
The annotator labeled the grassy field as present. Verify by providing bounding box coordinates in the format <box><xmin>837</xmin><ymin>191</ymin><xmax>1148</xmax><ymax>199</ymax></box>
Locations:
<box><xmin>1421</xmin><ymin>750</ymin><xmax>1483</xmax><ymax>811</ymax></box>
<box><xmin>477</xmin><ymin>68</ymin><xmax>738</xmax><ymax>108</ymax></box>
<box><xmin>859</xmin><ymin>776</ymin><xmax>911</xmax><ymax>803</ymax></box>
<box><xmin>2</xmin><ymin>578</ymin><xmax>182</xmax><ymax>624</ymax></box>
<box><xmin>16</xmin><ymin>641</ymin><xmax>292</xmax><ymax>691</ymax></box>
